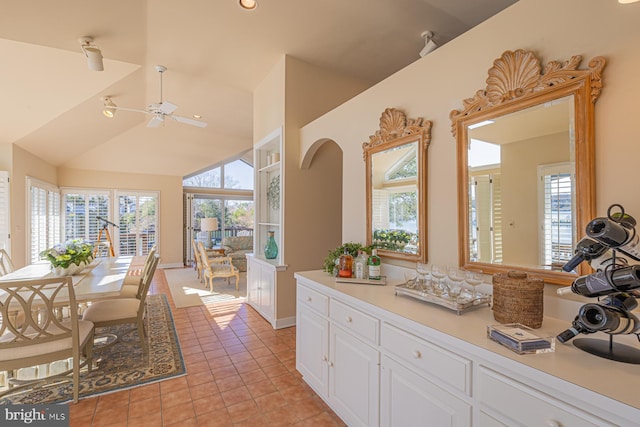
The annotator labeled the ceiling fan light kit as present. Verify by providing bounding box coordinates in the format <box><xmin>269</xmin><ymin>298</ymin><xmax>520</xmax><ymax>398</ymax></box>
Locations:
<box><xmin>79</xmin><ymin>36</ymin><xmax>104</xmax><ymax>71</ymax></box>
<box><xmin>100</xmin><ymin>65</ymin><xmax>207</xmax><ymax>128</ymax></box>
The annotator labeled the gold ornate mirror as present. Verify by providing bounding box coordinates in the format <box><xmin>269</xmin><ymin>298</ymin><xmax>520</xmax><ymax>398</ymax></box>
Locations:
<box><xmin>450</xmin><ymin>50</ymin><xmax>606</xmax><ymax>285</ymax></box>
<box><xmin>363</xmin><ymin>108</ymin><xmax>431</xmax><ymax>263</ymax></box>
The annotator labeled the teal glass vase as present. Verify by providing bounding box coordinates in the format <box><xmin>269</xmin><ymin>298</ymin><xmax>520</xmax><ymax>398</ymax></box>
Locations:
<box><xmin>264</xmin><ymin>231</ymin><xmax>278</xmax><ymax>259</ymax></box>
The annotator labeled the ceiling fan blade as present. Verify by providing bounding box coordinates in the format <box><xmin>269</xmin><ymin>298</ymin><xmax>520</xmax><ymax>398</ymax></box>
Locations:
<box><xmin>147</xmin><ymin>115</ymin><xmax>164</xmax><ymax>128</ymax></box>
<box><xmin>171</xmin><ymin>115</ymin><xmax>208</xmax><ymax>128</ymax></box>
<box><xmin>158</xmin><ymin>101</ymin><xmax>178</xmax><ymax>114</ymax></box>
<box><xmin>112</xmin><ymin>106</ymin><xmax>152</xmax><ymax>115</ymax></box>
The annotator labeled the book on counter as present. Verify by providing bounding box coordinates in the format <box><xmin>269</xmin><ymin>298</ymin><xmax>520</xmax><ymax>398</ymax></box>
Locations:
<box><xmin>487</xmin><ymin>323</ymin><xmax>555</xmax><ymax>354</ymax></box>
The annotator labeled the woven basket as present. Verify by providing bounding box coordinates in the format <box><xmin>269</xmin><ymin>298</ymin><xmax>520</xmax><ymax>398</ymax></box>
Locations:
<box><xmin>492</xmin><ymin>271</ymin><xmax>544</xmax><ymax>329</ymax></box>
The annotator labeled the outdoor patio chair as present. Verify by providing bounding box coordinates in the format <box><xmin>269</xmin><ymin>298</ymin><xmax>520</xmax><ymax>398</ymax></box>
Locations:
<box><xmin>0</xmin><ymin>276</ymin><xmax>95</xmax><ymax>403</ymax></box>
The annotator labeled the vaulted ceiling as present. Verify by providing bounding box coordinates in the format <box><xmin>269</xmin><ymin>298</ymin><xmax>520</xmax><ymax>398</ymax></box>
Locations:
<box><xmin>0</xmin><ymin>0</ymin><xmax>517</xmax><ymax>177</ymax></box>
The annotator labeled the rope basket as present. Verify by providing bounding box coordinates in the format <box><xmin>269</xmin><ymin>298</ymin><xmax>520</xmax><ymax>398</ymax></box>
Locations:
<box><xmin>492</xmin><ymin>271</ymin><xmax>544</xmax><ymax>329</ymax></box>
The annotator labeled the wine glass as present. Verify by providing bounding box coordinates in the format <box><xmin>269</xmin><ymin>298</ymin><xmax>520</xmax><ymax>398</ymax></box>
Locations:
<box><xmin>430</xmin><ymin>264</ymin><xmax>447</xmax><ymax>296</ymax></box>
<box><xmin>404</xmin><ymin>271</ymin><xmax>418</xmax><ymax>289</ymax></box>
<box><xmin>447</xmin><ymin>267</ymin><xmax>465</xmax><ymax>301</ymax></box>
<box><xmin>465</xmin><ymin>270</ymin><xmax>483</xmax><ymax>299</ymax></box>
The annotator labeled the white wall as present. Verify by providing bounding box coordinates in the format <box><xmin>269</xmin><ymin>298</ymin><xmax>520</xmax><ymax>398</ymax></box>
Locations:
<box><xmin>300</xmin><ymin>0</ymin><xmax>640</xmax><ymax>272</ymax></box>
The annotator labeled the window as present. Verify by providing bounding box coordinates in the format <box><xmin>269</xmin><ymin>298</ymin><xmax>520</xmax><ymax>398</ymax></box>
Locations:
<box><xmin>116</xmin><ymin>191</ymin><xmax>158</xmax><ymax>256</ymax></box>
<box><xmin>469</xmin><ymin>169</ymin><xmax>502</xmax><ymax>263</ymax></box>
<box><xmin>539</xmin><ymin>162</ymin><xmax>574</xmax><ymax>268</ymax></box>
<box><xmin>27</xmin><ymin>178</ymin><xmax>61</xmax><ymax>263</ymax></box>
<box><xmin>183</xmin><ymin>158</ymin><xmax>253</xmax><ymax>190</ymax></box>
<box><xmin>62</xmin><ymin>190</ymin><xmax>110</xmax><ymax>243</ymax></box>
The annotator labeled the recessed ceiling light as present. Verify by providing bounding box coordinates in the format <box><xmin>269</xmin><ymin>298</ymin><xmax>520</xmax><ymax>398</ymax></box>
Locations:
<box><xmin>619</xmin><ymin>0</ymin><xmax>640</xmax><ymax>3</ymax></box>
<box><xmin>193</xmin><ymin>114</ymin><xmax>202</xmax><ymax>119</ymax></box>
<box><xmin>239</xmin><ymin>0</ymin><xmax>258</xmax><ymax>10</ymax></box>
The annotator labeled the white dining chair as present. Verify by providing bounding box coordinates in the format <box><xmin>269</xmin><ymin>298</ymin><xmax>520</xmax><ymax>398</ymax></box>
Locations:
<box><xmin>119</xmin><ymin>245</ymin><xmax>157</xmax><ymax>298</ymax></box>
<box><xmin>82</xmin><ymin>255</ymin><xmax>159</xmax><ymax>350</ymax></box>
<box><xmin>0</xmin><ymin>277</ymin><xmax>95</xmax><ymax>403</ymax></box>
<box><xmin>0</xmin><ymin>249</ymin><xmax>15</xmax><ymax>276</ymax></box>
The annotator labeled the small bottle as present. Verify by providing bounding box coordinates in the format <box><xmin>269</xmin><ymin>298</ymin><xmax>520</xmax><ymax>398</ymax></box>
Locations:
<box><xmin>354</xmin><ymin>250</ymin><xmax>368</xmax><ymax>280</ymax></box>
<box><xmin>367</xmin><ymin>249</ymin><xmax>381</xmax><ymax>280</ymax></box>
<box><xmin>338</xmin><ymin>248</ymin><xmax>353</xmax><ymax>278</ymax></box>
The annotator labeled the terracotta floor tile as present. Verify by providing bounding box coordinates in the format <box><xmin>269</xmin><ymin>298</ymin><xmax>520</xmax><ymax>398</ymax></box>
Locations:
<box><xmin>220</xmin><ymin>384</ymin><xmax>253</xmax><ymax>406</ymax></box>
<box><xmin>66</xmin><ymin>269</ymin><xmax>344</xmax><ymax>426</ymax></box>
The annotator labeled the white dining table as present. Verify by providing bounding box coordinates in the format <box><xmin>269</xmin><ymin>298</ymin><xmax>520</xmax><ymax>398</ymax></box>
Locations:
<box><xmin>0</xmin><ymin>256</ymin><xmax>141</xmax><ymax>303</ymax></box>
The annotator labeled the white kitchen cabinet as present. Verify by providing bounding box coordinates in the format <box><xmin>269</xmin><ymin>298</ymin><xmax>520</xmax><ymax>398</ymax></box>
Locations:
<box><xmin>296</xmin><ymin>282</ymin><xmax>380</xmax><ymax>427</ymax></box>
<box><xmin>246</xmin><ymin>255</ymin><xmax>275</xmax><ymax>325</ymax></box>
<box><xmin>380</xmin><ymin>355</ymin><xmax>471</xmax><ymax>427</ymax></box>
<box><xmin>329</xmin><ymin>325</ymin><xmax>380</xmax><ymax>427</ymax></box>
<box><xmin>294</xmin><ymin>271</ymin><xmax>640</xmax><ymax>427</ymax></box>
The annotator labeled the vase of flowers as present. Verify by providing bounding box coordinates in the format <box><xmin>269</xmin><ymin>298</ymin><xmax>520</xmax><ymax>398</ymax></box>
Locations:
<box><xmin>40</xmin><ymin>239</ymin><xmax>95</xmax><ymax>276</ymax></box>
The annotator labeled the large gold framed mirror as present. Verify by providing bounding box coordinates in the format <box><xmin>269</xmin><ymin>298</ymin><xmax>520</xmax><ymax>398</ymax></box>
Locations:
<box><xmin>450</xmin><ymin>50</ymin><xmax>606</xmax><ymax>285</ymax></box>
<box><xmin>363</xmin><ymin>108</ymin><xmax>432</xmax><ymax>263</ymax></box>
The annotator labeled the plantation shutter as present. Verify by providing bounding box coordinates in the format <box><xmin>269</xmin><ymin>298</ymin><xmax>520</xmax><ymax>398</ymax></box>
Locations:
<box><xmin>471</xmin><ymin>172</ymin><xmax>502</xmax><ymax>263</ymax></box>
<box><xmin>62</xmin><ymin>191</ymin><xmax>110</xmax><ymax>243</ymax></box>
<box><xmin>28</xmin><ymin>178</ymin><xmax>61</xmax><ymax>263</ymax></box>
<box><xmin>116</xmin><ymin>191</ymin><xmax>159</xmax><ymax>256</ymax></box>
<box><xmin>0</xmin><ymin>171</ymin><xmax>9</xmax><ymax>253</ymax></box>
<box><xmin>539</xmin><ymin>163</ymin><xmax>574</xmax><ymax>267</ymax></box>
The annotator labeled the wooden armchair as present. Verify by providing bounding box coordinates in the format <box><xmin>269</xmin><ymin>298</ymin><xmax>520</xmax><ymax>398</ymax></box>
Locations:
<box><xmin>197</xmin><ymin>242</ymin><xmax>239</xmax><ymax>292</ymax></box>
<box><xmin>0</xmin><ymin>277</ymin><xmax>94</xmax><ymax>403</ymax></box>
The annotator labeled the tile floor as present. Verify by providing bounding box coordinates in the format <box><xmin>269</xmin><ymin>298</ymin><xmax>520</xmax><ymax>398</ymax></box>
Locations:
<box><xmin>68</xmin><ymin>268</ymin><xmax>346</xmax><ymax>426</ymax></box>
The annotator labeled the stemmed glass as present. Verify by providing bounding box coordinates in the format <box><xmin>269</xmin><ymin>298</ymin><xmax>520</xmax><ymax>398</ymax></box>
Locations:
<box><xmin>447</xmin><ymin>267</ymin><xmax>465</xmax><ymax>301</ymax></box>
<box><xmin>465</xmin><ymin>270</ymin><xmax>483</xmax><ymax>299</ymax></box>
<box><xmin>430</xmin><ymin>264</ymin><xmax>447</xmax><ymax>296</ymax></box>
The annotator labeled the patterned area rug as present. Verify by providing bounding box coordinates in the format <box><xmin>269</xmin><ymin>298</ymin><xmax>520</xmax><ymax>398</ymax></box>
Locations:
<box><xmin>0</xmin><ymin>294</ymin><xmax>185</xmax><ymax>404</ymax></box>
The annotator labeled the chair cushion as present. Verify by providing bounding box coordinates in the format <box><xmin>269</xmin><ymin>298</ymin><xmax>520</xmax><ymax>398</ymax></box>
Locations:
<box><xmin>0</xmin><ymin>320</ymin><xmax>93</xmax><ymax>362</ymax></box>
<box><xmin>82</xmin><ymin>299</ymin><xmax>140</xmax><ymax>323</ymax></box>
<box><xmin>119</xmin><ymin>284</ymin><xmax>139</xmax><ymax>298</ymax></box>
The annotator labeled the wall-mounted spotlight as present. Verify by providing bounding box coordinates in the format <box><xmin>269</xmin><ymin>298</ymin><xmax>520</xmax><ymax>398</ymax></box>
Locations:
<box><xmin>419</xmin><ymin>31</ymin><xmax>437</xmax><ymax>58</ymax></box>
<box><xmin>239</xmin><ymin>0</ymin><xmax>258</xmax><ymax>10</ymax></box>
<box><xmin>79</xmin><ymin>36</ymin><xmax>104</xmax><ymax>71</ymax></box>
<box><xmin>101</xmin><ymin>96</ymin><xmax>117</xmax><ymax>118</ymax></box>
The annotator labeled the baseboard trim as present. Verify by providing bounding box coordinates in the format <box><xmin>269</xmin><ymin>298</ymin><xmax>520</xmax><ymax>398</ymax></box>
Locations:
<box><xmin>274</xmin><ymin>316</ymin><xmax>296</xmax><ymax>329</ymax></box>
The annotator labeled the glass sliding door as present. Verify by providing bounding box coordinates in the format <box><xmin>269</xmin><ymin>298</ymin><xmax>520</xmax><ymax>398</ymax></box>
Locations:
<box><xmin>116</xmin><ymin>191</ymin><xmax>159</xmax><ymax>256</ymax></box>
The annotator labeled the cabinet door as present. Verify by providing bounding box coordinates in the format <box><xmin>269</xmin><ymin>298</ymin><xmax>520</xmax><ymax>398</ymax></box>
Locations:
<box><xmin>380</xmin><ymin>355</ymin><xmax>471</xmax><ymax>427</ymax></box>
<box><xmin>246</xmin><ymin>258</ymin><xmax>259</xmax><ymax>307</ymax></box>
<box><xmin>329</xmin><ymin>325</ymin><xmax>380</xmax><ymax>427</ymax></box>
<box><xmin>296</xmin><ymin>304</ymin><xmax>329</xmax><ymax>397</ymax></box>
<box><xmin>258</xmin><ymin>264</ymin><xmax>274</xmax><ymax>319</ymax></box>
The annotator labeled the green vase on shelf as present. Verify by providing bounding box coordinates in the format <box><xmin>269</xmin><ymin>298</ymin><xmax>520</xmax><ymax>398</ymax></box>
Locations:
<box><xmin>264</xmin><ymin>231</ymin><xmax>278</xmax><ymax>259</ymax></box>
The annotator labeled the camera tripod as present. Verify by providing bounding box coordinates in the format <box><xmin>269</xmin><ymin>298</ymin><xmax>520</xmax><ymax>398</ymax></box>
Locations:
<box><xmin>94</xmin><ymin>223</ymin><xmax>116</xmax><ymax>257</ymax></box>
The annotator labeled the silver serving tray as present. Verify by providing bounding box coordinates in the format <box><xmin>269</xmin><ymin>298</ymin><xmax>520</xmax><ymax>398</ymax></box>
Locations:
<box><xmin>395</xmin><ymin>283</ymin><xmax>491</xmax><ymax>315</ymax></box>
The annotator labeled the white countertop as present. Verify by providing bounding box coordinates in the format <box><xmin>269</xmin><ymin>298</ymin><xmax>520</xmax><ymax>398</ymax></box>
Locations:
<box><xmin>295</xmin><ymin>270</ymin><xmax>640</xmax><ymax>412</ymax></box>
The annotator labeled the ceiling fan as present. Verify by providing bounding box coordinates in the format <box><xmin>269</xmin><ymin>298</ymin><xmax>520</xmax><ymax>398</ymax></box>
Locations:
<box><xmin>101</xmin><ymin>65</ymin><xmax>207</xmax><ymax>128</ymax></box>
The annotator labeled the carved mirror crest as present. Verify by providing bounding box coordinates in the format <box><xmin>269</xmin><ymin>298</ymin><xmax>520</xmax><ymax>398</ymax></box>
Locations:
<box><xmin>363</xmin><ymin>108</ymin><xmax>432</xmax><ymax>263</ymax></box>
<box><xmin>450</xmin><ymin>49</ymin><xmax>606</xmax><ymax>285</ymax></box>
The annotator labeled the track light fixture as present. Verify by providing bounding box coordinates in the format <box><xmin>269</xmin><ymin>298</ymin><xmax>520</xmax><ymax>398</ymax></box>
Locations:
<box><xmin>239</xmin><ymin>0</ymin><xmax>258</xmax><ymax>10</ymax></box>
<box><xmin>79</xmin><ymin>36</ymin><xmax>104</xmax><ymax>71</ymax></box>
<box><xmin>101</xmin><ymin>96</ymin><xmax>117</xmax><ymax>118</ymax></box>
<box><xmin>419</xmin><ymin>31</ymin><xmax>437</xmax><ymax>58</ymax></box>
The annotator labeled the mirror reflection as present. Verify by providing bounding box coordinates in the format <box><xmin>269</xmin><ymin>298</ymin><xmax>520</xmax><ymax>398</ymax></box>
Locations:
<box><xmin>450</xmin><ymin>49</ymin><xmax>606</xmax><ymax>285</ymax></box>
<box><xmin>467</xmin><ymin>95</ymin><xmax>575</xmax><ymax>270</ymax></box>
<box><xmin>364</xmin><ymin>108</ymin><xmax>431</xmax><ymax>263</ymax></box>
<box><xmin>371</xmin><ymin>141</ymin><xmax>420</xmax><ymax>254</ymax></box>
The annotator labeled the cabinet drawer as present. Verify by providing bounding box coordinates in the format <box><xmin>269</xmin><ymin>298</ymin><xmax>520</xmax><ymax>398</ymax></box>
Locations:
<box><xmin>477</xmin><ymin>366</ymin><xmax>615</xmax><ymax>427</ymax></box>
<box><xmin>330</xmin><ymin>299</ymin><xmax>379</xmax><ymax>345</ymax></box>
<box><xmin>381</xmin><ymin>323</ymin><xmax>471</xmax><ymax>396</ymax></box>
<box><xmin>297</xmin><ymin>284</ymin><xmax>328</xmax><ymax>316</ymax></box>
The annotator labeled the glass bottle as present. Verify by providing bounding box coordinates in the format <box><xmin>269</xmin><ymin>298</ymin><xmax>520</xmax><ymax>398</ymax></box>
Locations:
<box><xmin>264</xmin><ymin>231</ymin><xmax>278</xmax><ymax>259</ymax></box>
<box><xmin>354</xmin><ymin>250</ymin><xmax>368</xmax><ymax>280</ymax></box>
<box><xmin>338</xmin><ymin>248</ymin><xmax>353</xmax><ymax>278</ymax></box>
<box><xmin>368</xmin><ymin>249</ymin><xmax>381</xmax><ymax>280</ymax></box>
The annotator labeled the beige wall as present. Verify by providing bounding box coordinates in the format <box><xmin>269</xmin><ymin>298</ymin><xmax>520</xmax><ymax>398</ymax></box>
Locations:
<box><xmin>300</xmin><ymin>0</ymin><xmax>640</xmax><ymax>272</ymax></box>
<box><xmin>253</xmin><ymin>57</ymin><xmax>286</xmax><ymax>143</ymax></box>
<box><xmin>10</xmin><ymin>145</ymin><xmax>58</xmax><ymax>267</ymax></box>
<box><xmin>58</xmin><ymin>168</ymin><xmax>184</xmax><ymax>267</ymax></box>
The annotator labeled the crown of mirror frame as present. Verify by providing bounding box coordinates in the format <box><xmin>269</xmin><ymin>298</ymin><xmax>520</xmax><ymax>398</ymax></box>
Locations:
<box><xmin>450</xmin><ymin>49</ymin><xmax>606</xmax><ymax>285</ymax></box>
<box><xmin>362</xmin><ymin>108</ymin><xmax>432</xmax><ymax>264</ymax></box>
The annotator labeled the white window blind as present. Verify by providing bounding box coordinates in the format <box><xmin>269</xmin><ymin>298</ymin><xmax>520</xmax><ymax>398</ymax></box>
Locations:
<box><xmin>538</xmin><ymin>163</ymin><xmax>574</xmax><ymax>268</ymax></box>
<box><xmin>0</xmin><ymin>171</ymin><xmax>10</xmax><ymax>253</ymax></box>
<box><xmin>116</xmin><ymin>191</ymin><xmax>158</xmax><ymax>256</ymax></box>
<box><xmin>62</xmin><ymin>190</ymin><xmax>110</xmax><ymax>243</ymax></box>
<box><xmin>470</xmin><ymin>171</ymin><xmax>502</xmax><ymax>263</ymax></box>
<box><xmin>28</xmin><ymin>178</ymin><xmax>61</xmax><ymax>263</ymax></box>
